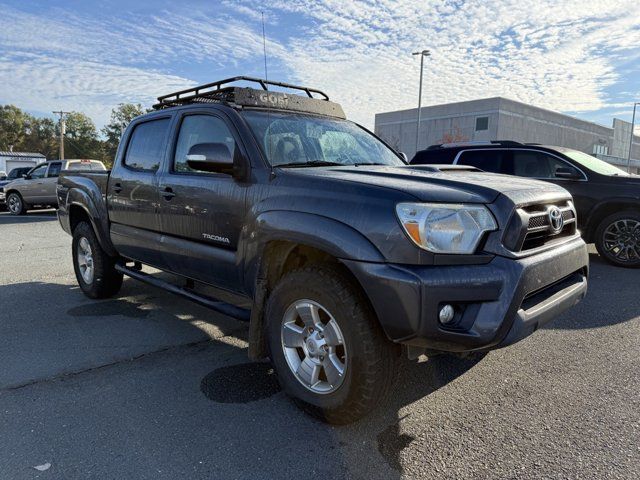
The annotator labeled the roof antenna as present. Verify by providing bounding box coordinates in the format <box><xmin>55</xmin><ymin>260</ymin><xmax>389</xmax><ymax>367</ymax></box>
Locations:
<box><xmin>262</xmin><ymin>12</ymin><xmax>269</xmax><ymax>84</ymax></box>
<box><xmin>261</xmin><ymin>11</ymin><xmax>275</xmax><ymax>178</ymax></box>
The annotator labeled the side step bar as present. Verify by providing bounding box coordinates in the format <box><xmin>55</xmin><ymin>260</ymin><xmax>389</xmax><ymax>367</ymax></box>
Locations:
<box><xmin>115</xmin><ymin>264</ymin><xmax>251</xmax><ymax>322</ymax></box>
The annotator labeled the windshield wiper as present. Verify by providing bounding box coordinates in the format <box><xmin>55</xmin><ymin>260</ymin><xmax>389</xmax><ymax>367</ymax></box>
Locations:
<box><xmin>277</xmin><ymin>161</ymin><xmax>343</xmax><ymax>168</ymax></box>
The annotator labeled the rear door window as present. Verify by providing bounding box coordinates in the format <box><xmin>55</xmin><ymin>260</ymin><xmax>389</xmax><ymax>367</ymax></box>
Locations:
<box><xmin>509</xmin><ymin>150</ymin><xmax>581</xmax><ymax>178</ymax></box>
<box><xmin>456</xmin><ymin>150</ymin><xmax>508</xmax><ymax>172</ymax></box>
<box><xmin>124</xmin><ymin>118</ymin><xmax>170</xmax><ymax>172</ymax></box>
<box><xmin>47</xmin><ymin>162</ymin><xmax>62</xmax><ymax>177</ymax></box>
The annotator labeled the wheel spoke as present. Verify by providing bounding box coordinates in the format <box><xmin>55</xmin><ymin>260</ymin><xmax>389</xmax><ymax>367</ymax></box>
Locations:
<box><xmin>322</xmin><ymin>354</ymin><xmax>344</xmax><ymax>386</ymax></box>
<box><xmin>80</xmin><ymin>238</ymin><xmax>90</xmax><ymax>254</ymax></box>
<box><xmin>321</xmin><ymin>318</ymin><xmax>344</xmax><ymax>347</ymax></box>
<box><xmin>295</xmin><ymin>302</ymin><xmax>320</xmax><ymax>328</ymax></box>
<box><xmin>282</xmin><ymin>323</ymin><xmax>305</xmax><ymax>348</ymax></box>
<box><xmin>297</xmin><ymin>357</ymin><xmax>320</xmax><ymax>386</ymax></box>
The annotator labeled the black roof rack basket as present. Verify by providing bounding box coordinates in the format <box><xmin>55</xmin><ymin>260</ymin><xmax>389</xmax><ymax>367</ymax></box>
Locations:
<box><xmin>153</xmin><ymin>76</ymin><xmax>330</xmax><ymax>110</ymax></box>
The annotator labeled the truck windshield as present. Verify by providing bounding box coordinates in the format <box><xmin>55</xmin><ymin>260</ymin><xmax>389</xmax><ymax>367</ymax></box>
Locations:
<box><xmin>242</xmin><ymin>111</ymin><xmax>405</xmax><ymax>167</ymax></box>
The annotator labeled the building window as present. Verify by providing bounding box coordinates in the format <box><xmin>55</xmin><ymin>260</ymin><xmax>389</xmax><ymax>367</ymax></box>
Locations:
<box><xmin>592</xmin><ymin>144</ymin><xmax>608</xmax><ymax>156</ymax></box>
<box><xmin>475</xmin><ymin>116</ymin><xmax>489</xmax><ymax>131</ymax></box>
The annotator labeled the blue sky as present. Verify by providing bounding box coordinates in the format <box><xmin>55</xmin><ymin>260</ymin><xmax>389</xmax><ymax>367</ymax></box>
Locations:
<box><xmin>1</xmin><ymin>0</ymin><xmax>639</xmax><ymax>132</ymax></box>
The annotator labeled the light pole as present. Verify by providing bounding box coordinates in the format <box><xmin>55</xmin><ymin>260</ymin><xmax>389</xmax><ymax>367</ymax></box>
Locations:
<box><xmin>413</xmin><ymin>49</ymin><xmax>431</xmax><ymax>154</ymax></box>
<box><xmin>627</xmin><ymin>102</ymin><xmax>639</xmax><ymax>173</ymax></box>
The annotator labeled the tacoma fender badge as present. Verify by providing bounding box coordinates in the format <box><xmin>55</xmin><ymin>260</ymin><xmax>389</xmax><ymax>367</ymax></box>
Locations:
<box><xmin>202</xmin><ymin>233</ymin><xmax>230</xmax><ymax>244</ymax></box>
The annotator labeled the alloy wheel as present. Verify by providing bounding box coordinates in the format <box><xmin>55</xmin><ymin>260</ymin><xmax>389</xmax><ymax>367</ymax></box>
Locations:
<box><xmin>8</xmin><ymin>194</ymin><xmax>21</xmax><ymax>214</ymax></box>
<box><xmin>77</xmin><ymin>237</ymin><xmax>95</xmax><ymax>284</ymax></box>
<box><xmin>602</xmin><ymin>219</ymin><xmax>640</xmax><ymax>263</ymax></box>
<box><xmin>280</xmin><ymin>299</ymin><xmax>347</xmax><ymax>394</ymax></box>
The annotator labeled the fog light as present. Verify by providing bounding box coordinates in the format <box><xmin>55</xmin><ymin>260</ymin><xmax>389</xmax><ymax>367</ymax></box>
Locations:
<box><xmin>439</xmin><ymin>304</ymin><xmax>455</xmax><ymax>325</ymax></box>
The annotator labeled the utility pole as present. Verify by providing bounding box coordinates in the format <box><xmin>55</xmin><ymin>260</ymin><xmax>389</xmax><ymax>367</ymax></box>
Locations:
<box><xmin>412</xmin><ymin>50</ymin><xmax>431</xmax><ymax>154</ymax></box>
<box><xmin>53</xmin><ymin>111</ymin><xmax>70</xmax><ymax>160</ymax></box>
<box><xmin>627</xmin><ymin>103</ymin><xmax>638</xmax><ymax>173</ymax></box>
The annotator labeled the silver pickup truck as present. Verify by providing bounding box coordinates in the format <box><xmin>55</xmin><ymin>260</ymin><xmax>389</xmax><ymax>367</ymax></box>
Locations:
<box><xmin>3</xmin><ymin>159</ymin><xmax>105</xmax><ymax>214</ymax></box>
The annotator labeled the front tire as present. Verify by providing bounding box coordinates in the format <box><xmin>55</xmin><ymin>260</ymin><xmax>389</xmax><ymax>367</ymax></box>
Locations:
<box><xmin>595</xmin><ymin>211</ymin><xmax>640</xmax><ymax>268</ymax></box>
<box><xmin>7</xmin><ymin>192</ymin><xmax>27</xmax><ymax>215</ymax></box>
<box><xmin>265</xmin><ymin>265</ymin><xmax>398</xmax><ymax>424</ymax></box>
<box><xmin>72</xmin><ymin>222</ymin><xmax>123</xmax><ymax>298</ymax></box>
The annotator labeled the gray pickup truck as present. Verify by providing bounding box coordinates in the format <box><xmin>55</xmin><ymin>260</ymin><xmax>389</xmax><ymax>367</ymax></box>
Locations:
<box><xmin>4</xmin><ymin>159</ymin><xmax>105</xmax><ymax>214</ymax></box>
<box><xmin>56</xmin><ymin>77</ymin><xmax>589</xmax><ymax>423</ymax></box>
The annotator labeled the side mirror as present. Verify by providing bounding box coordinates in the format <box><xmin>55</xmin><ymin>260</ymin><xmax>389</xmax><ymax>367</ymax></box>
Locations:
<box><xmin>22</xmin><ymin>174</ymin><xmax>30</xmax><ymax>179</ymax></box>
<box><xmin>555</xmin><ymin>167</ymin><xmax>582</xmax><ymax>180</ymax></box>
<box><xmin>186</xmin><ymin>143</ymin><xmax>234</xmax><ymax>175</ymax></box>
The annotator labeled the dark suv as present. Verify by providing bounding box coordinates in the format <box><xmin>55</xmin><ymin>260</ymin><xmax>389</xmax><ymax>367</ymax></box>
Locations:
<box><xmin>412</xmin><ymin>141</ymin><xmax>640</xmax><ymax>268</ymax></box>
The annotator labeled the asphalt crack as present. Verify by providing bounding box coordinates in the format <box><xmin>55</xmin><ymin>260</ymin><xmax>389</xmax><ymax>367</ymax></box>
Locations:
<box><xmin>0</xmin><ymin>330</ymin><xmax>246</xmax><ymax>393</ymax></box>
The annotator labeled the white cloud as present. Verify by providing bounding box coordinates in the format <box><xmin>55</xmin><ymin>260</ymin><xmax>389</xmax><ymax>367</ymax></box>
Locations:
<box><xmin>249</xmin><ymin>0</ymin><xmax>640</xmax><ymax>126</ymax></box>
<box><xmin>0</xmin><ymin>53</ymin><xmax>192</xmax><ymax>126</ymax></box>
<box><xmin>0</xmin><ymin>1</ymin><xmax>639</xmax><ymax>129</ymax></box>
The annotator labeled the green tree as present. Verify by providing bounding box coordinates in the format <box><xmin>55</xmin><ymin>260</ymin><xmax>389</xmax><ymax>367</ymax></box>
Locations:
<box><xmin>23</xmin><ymin>116</ymin><xmax>58</xmax><ymax>158</ymax></box>
<box><xmin>62</xmin><ymin>111</ymin><xmax>102</xmax><ymax>160</ymax></box>
<box><xmin>102</xmin><ymin>103</ymin><xmax>144</xmax><ymax>165</ymax></box>
<box><xmin>0</xmin><ymin>105</ymin><xmax>29</xmax><ymax>151</ymax></box>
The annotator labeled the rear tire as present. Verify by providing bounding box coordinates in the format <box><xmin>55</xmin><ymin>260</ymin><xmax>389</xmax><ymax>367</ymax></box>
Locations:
<box><xmin>265</xmin><ymin>265</ymin><xmax>398</xmax><ymax>424</ymax></box>
<box><xmin>7</xmin><ymin>192</ymin><xmax>27</xmax><ymax>215</ymax></box>
<box><xmin>72</xmin><ymin>222</ymin><xmax>123</xmax><ymax>298</ymax></box>
<box><xmin>595</xmin><ymin>211</ymin><xmax>640</xmax><ymax>268</ymax></box>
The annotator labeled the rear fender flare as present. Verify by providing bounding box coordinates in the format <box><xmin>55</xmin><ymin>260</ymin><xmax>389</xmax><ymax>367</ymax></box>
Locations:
<box><xmin>66</xmin><ymin>188</ymin><xmax>117</xmax><ymax>257</ymax></box>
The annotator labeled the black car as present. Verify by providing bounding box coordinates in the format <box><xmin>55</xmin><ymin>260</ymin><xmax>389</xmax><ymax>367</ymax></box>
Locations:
<box><xmin>56</xmin><ymin>77</ymin><xmax>588</xmax><ymax>423</ymax></box>
<box><xmin>412</xmin><ymin>141</ymin><xmax>640</xmax><ymax>268</ymax></box>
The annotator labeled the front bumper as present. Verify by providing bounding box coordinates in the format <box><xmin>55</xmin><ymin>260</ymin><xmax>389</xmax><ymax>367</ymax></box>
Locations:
<box><xmin>343</xmin><ymin>236</ymin><xmax>588</xmax><ymax>352</ymax></box>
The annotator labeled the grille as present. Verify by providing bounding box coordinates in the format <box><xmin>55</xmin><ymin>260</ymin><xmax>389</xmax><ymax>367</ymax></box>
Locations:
<box><xmin>528</xmin><ymin>215</ymin><xmax>547</xmax><ymax>229</ymax></box>
<box><xmin>505</xmin><ymin>201</ymin><xmax>577</xmax><ymax>252</ymax></box>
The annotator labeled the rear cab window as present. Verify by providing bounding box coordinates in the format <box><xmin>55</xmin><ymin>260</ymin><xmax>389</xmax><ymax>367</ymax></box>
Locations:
<box><xmin>124</xmin><ymin>118</ymin><xmax>171</xmax><ymax>171</ymax></box>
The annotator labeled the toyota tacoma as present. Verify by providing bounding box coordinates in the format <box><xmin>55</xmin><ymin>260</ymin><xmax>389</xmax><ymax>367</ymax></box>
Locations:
<box><xmin>57</xmin><ymin>77</ymin><xmax>589</xmax><ymax>424</ymax></box>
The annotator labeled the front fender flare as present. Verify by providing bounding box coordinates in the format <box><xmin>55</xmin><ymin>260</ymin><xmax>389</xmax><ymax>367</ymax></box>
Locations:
<box><xmin>242</xmin><ymin>210</ymin><xmax>385</xmax><ymax>293</ymax></box>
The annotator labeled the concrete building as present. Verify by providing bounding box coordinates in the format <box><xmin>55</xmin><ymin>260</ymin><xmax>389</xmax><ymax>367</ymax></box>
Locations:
<box><xmin>374</xmin><ymin>97</ymin><xmax>640</xmax><ymax>173</ymax></box>
<box><xmin>0</xmin><ymin>151</ymin><xmax>45</xmax><ymax>176</ymax></box>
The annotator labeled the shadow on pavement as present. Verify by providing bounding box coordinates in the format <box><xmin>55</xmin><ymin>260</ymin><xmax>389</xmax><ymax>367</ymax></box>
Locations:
<box><xmin>0</xmin><ymin>210</ymin><xmax>57</xmax><ymax>224</ymax></box>
<box><xmin>371</xmin><ymin>354</ymin><xmax>482</xmax><ymax>473</ymax></box>
<box><xmin>547</xmin><ymin>252</ymin><xmax>640</xmax><ymax>330</ymax></box>
<box><xmin>0</xmin><ymin>274</ymin><xmax>482</xmax><ymax>478</ymax></box>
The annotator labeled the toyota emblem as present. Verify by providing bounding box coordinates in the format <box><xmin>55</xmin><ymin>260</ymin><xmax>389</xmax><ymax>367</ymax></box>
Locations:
<box><xmin>548</xmin><ymin>206</ymin><xmax>564</xmax><ymax>233</ymax></box>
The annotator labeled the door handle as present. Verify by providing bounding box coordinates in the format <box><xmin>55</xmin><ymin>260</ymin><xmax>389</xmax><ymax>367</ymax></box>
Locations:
<box><xmin>161</xmin><ymin>187</ymin><xmax>175</xmax><ymax>200</ymax></box>
<box><xmin>112</xmin><ymin>183</ymin><xmax>122</xmax><ymax>193</ymax></box>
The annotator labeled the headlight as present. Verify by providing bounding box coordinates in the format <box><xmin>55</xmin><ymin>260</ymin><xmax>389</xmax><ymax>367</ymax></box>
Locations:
<box><xmin>396</xmin><ymin>202</ymin><xmax>497</xmax><ymax>254</ymax></box>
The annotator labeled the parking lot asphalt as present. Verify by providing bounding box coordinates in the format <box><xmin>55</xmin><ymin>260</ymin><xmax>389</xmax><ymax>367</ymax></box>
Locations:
<box><xmin>0</xmin><ymin>210</ymin><xmax>638</xmax><ymax>479</ymax></box>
